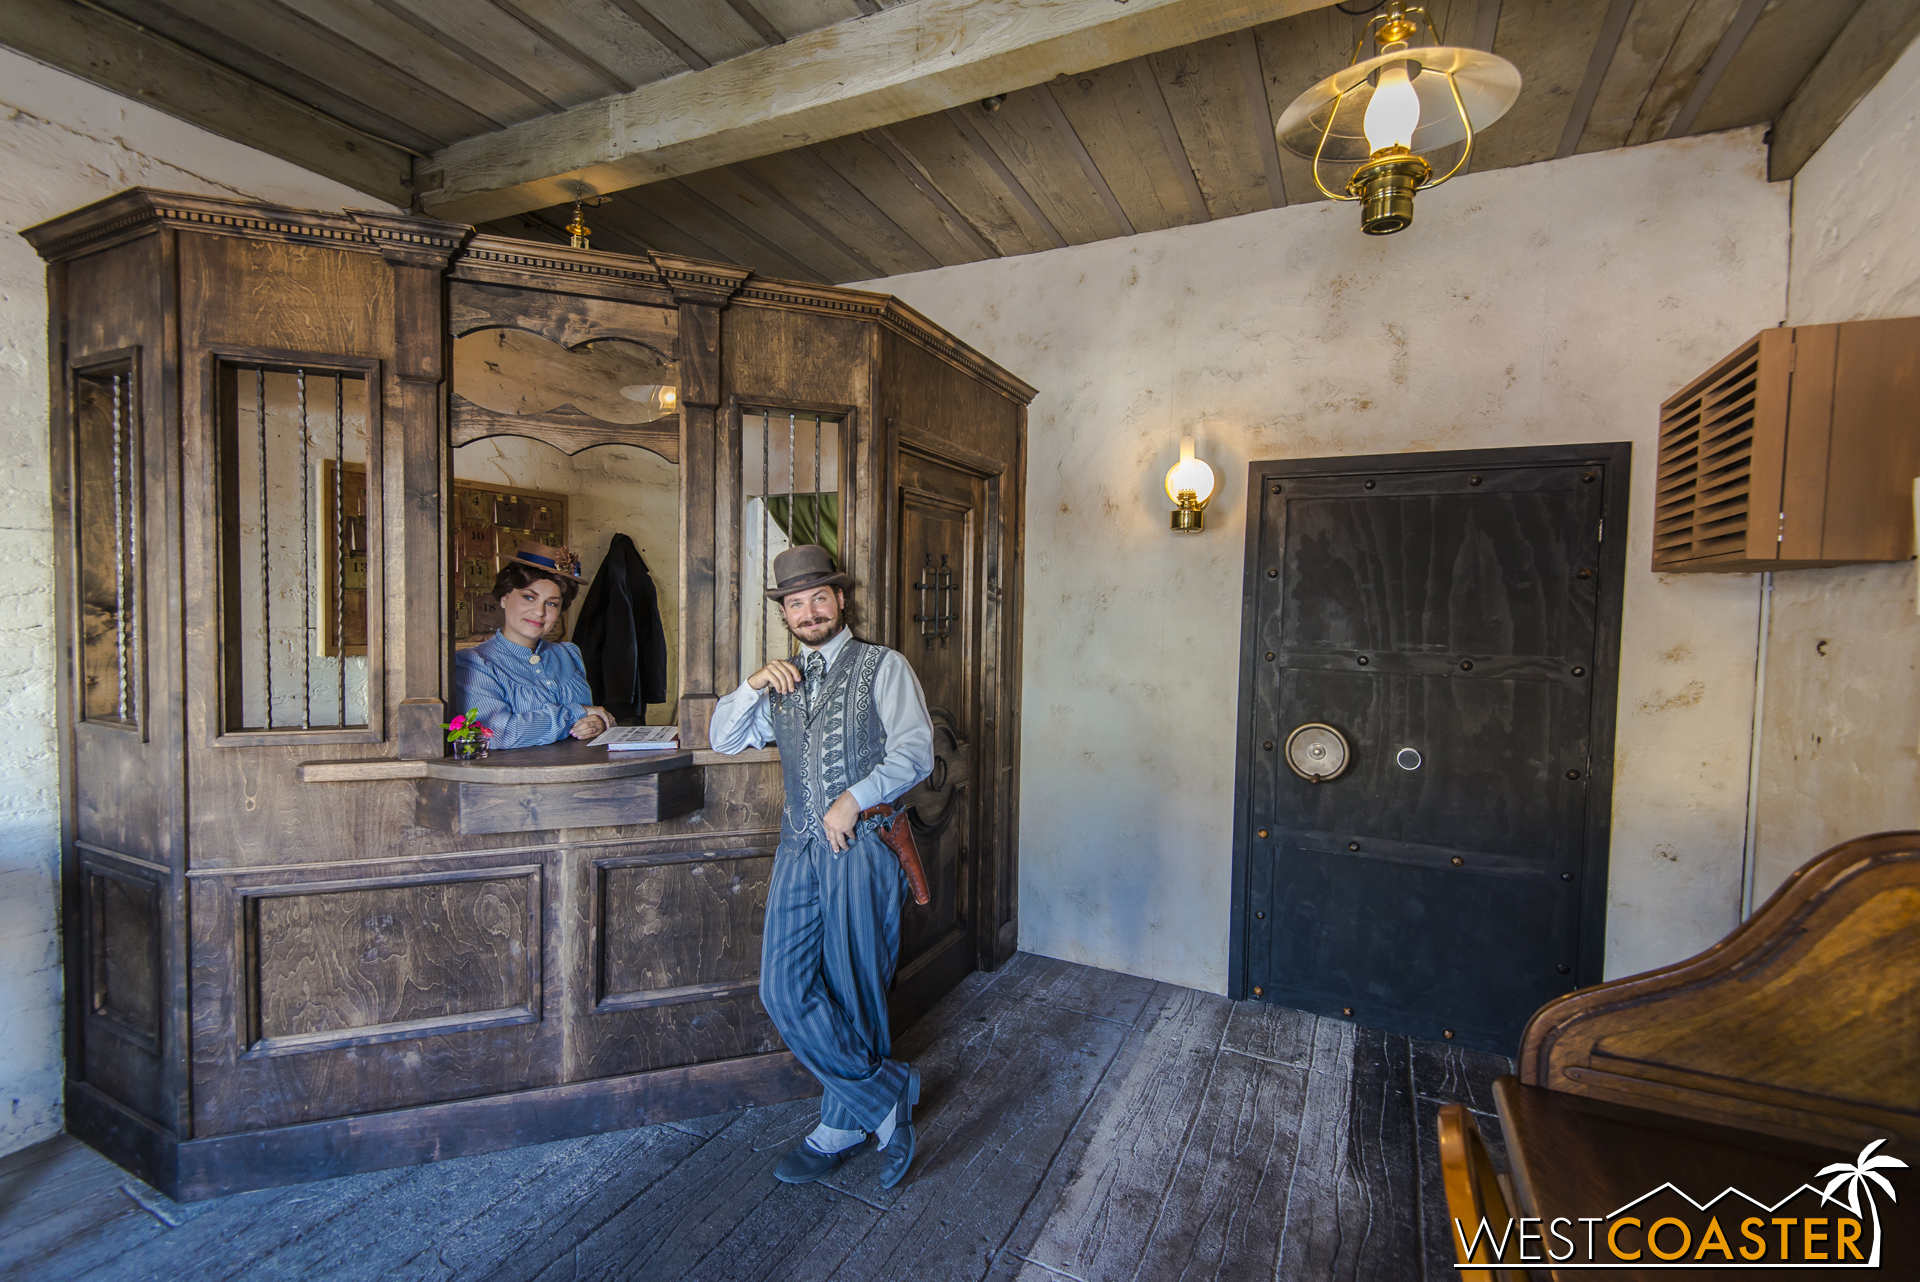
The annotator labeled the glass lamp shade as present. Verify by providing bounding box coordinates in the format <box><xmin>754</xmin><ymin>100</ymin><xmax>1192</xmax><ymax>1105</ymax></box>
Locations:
<box><xmin>1165</xmin><ymin>438</ymin><xmax>1216</xmax><ymax>506</ymax></box>
<box><xmin>652</xmin><ymin>384</ymin><xmax>678</xmax><ymax>415</ymax></box>
<box><xmin>1276</xmin><ymin>46</ymin><xmax>1521</xmax><ymax>163</ymax></box>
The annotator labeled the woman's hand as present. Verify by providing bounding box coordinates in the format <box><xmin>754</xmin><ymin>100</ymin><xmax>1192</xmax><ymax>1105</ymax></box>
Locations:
<box><xmin>747</xmin><ymin>659</ymin><xmax>804</xmax><ymax>694</ymax></box>
<box><xmin>570</xmin><ymin>705</ymin><xmax>614</xmax><ymax>739</ymax></box>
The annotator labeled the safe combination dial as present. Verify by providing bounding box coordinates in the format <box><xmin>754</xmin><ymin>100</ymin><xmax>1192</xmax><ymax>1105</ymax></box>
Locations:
<box><xmin>1284</xmin><ymin>722</ymin><xmax>1351</xmax><ymax>783</ymax></box>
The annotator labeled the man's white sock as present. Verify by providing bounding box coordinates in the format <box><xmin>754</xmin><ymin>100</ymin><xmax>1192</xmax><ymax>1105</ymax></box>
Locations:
<box><xmin>805</xmin><ymin>1123</ymin><xmax>864</xmax><ymax>1155</ymax></box>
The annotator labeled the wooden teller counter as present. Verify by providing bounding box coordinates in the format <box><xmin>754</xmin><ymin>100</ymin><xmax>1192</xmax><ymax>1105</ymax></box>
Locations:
<box><xmin>25</xmin><ymin>189</ymin><xmax>1033</xmax><ymax>1200</ymax></box>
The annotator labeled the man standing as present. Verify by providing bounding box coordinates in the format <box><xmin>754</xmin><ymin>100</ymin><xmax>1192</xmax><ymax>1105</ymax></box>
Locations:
<box><xmin>709</xmin><ymin>544</ymin><xmax>934</xmax><ymax>1189</ymax></box>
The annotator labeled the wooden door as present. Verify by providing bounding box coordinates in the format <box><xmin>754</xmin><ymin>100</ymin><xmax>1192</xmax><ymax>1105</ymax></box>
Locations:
<box><xmin>1230</xmin><ymin>445</ymin><xmax>1629</xmax><ymax>1053</ymax></box>
<box><xmin>887</xmin><ymin>437</ymin><xmax>998</xmax><ymax>1025</ymax></box>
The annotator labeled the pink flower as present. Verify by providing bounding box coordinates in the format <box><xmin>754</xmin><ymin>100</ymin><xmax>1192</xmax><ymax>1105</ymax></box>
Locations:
<box><xmin>480</xmin><ymin>727</ymin><xmax>494</xmax><ymax>738</ymax></box>
<box><xmin>449</xmin><ymin>715</ymin><xmax>467</xmax><ymax>732</ymax></box>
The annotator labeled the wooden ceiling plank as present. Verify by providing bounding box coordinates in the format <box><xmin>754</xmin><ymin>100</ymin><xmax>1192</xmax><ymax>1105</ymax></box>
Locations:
<box><xmin>966</xmin><ymin>87</ymin><xmax>1119</xmax><ymax>245</ymax></box>
<box><xmin>1666</xmin><ymin>0</ymin><xmax>1770</xmax><ymax>139</ymax></box>
<box><xmin>722</xmin><ymin>0</ymin><xmax>786</xmax><ymax>45</ymax></box>
<box><xmin>417</xmin><ymin>0</ymin><xmax>1338</xmax><ymax>223</ymax></box>
<box><xmin>658</xmin><ymin>179</ymin><xmax>829</xmax><ymax>280</ymax></box>
<box><xmin>485</xmin><ymin>0</ymin><xmax>635</xmax><ymax>92</ymax></box>
<box><xmin>641</xmin><ymin>0</ymin><xmax>767</xmax><ymax>65</ymax></box>
<box><xmin>1129</xmin><ymin>58</ymin><xmax>1210</xmax><ymax>221</ymax></box>
<box><xmin>2</xmin><ymin>0</ymin><xmax>414</xmax><ymax>201</ymax></box>
<box><xmin>393</xmin><ymin>0</ymin><xmax>626</xmax><ymax>106</ymax></box>
<box><xmin>882</xmin><ymin>113</ymin><xmax>1056</xmax><ymax>256</ymax></box>
<box><xmin>810</xmin><ymin>134</ymin><xmax>990</xmax><ymax>266</ymax></box>
<box><xmin>673</xmin><ymin>165</ymin><xmax>864</xmax><ymax>278</ymax></box>
<box><xmin>90</xmin><ymin>0</ymin><xmax>454</xmax><ymax>152</ymax></box>
<box><xmin>1571</xmin><ymin>0</ymin><xmax>1699</xmax><ymax>154</ymax></box>
<box><xmin>1622</xmin><ymin>0</ymin><xmax>1746</xmax><ymax>145</ymax></box>
<box><xmin>1470</xmin><ymin>0</ymin><xmax>1617</xmax><ymax>172</ymax></box>
<box><xmin>602</xmin><ymin>0</ymin><xmax>708</xmax><ymax>69</ymax></box>
<box><xmin>1048</xmin><ymin>62</ymin><xmax>1203</xmax><ymax>233</ymax></box>
<box><xmin>1554</xmin><ymin>0</ymin><xmax>1635</xmax><ymax>158</ymax></box>
<box><xmin>1687</xmin><ymin>0</ymin><xmax>1868</xmax><ymax>137</ymax></box>
<box><xmin>726</xmin><ymin>163</ymin><xmax>885</xmax><ymax>278</ymax></box>
<box><xmin>1148</xmin><ymin>35</ymin><xmax>1273</xmax><ymax>220</ymax></box>
<box><xmin>747</xmin><ymin>149</ymin><xmax>943</xmax><ymax>277</ymax></box>
<box><xmin>1234</xmin><ymin>25</ymin><xmax>1288</xmax><ymax>207</ymax></box>
<box><xmin>749</xmin><ymin>0</ymin><xmax>864</xmax><ymax>40</ymax></box>
<box><xmin>283</xmin><ymin>0</ymin><xmax>554</xmax><ymax>128</ymax></box>
<box><xmin>867</xmin><ymin>128</ymin><xmax>1003</xmax><ymax>258</ymax></box>
<box><xmin>625</xmin><ymin>180</ymin><xmax>818</xmax><ymax>278</ymax></box>
<box><xmin>1773</xmin><ymin>0</ymin><xmax>1920</xmax><ymax>179</ymax></box>
<box><xmin>1252</xmin><ymin>6</ymin><xmax>1364</xmax><ymax>206</ymax></box>
<box><xmin>499</xmin><ymin>0</ymin><xmax>688</xmax><ymax>88</ymax></box>
<box><xmin>368</xmin><ymin>0</ymin><xmax>568</xmax><ymax>112</ymax></box>
<box><xmin>1467</xmin><ymin>0</ymin><xmax>1503</xmax><ymax>50</ymax></box>
<box><xmin>1036</xmin><ymin>85</ymin><xmax>1136</xmax><ymax>235</ymax></box>
<box><xmin>235</xmin><ymin>0</ymin><xmax>509</xmax><ymax>135</ymax></box>
<box><xmin>943</xmin><ymin>106</ymin><xmax>1069</xmax><ymax>249</ymax></box>
<box><xmin>592</xmin><ymin>196</ymin><xmax>732</xmax><ymax>259</ymax></box>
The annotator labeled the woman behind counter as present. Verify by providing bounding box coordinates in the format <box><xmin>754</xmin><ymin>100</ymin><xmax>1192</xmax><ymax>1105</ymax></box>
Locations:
<box><xmin>454</xmin><ymin>542</ymin><xmax>614</xmax><ymax>749</ymax></box>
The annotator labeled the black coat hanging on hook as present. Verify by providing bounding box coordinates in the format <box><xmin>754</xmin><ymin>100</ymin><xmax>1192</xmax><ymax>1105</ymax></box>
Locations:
<box><xmin>576</xmin><ymin>533</ymin><xmax>669</xmax><ymax>719</ymax></box>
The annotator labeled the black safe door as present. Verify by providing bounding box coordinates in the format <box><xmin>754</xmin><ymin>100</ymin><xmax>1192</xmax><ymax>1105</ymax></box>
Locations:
<box><xmin>1229</xmin><ymin>445</ymin><xmax>1629</xmax><ymax>1054</ymax></box>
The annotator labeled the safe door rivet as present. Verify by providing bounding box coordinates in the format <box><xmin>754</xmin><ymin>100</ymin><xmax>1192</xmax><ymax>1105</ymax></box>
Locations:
<box><xmin>1581</xmin><ymin>472</ymin><xmax>1595</xmax><ymax>483</ymax></box>
<box><xmin>1257</xmin><ymin>828</ymin><xmax>1269</xmax><ymax>838</ymax></box>
<box><xmin>1578</xmin><ymin>568</ymin><xmax>1592</xmax><ymax>579</ymax></box>
<box><xmin>1263</xmin><ymin>741</ymin><xmax>1275</xmax><ymax>750</ymax></box>
<box><xmin>1267</xmin><ymin>568</ymin><xmax>1278</xmax><ymax>578</ymax></box>
<box><xmin>1460</xmin><ymin>659</ymin><xmax>1473</xmax><ymax>671</ymax></box>
<box><xmin>1357</xmin><ymin>655</ymin><xmax>1369</xmax><ymax>666</ymax></box>
<box><xmin>1557</xmin><ymin>965</ymin><xmax>1571</xmax><ymax>974</ymax></box>
<box><xmin>1364</xmin><ymin>480</ymin><xmax>1376</xmax><ymax>490</ymax></box>
<box><xmin>1443</xmin><ymin>1029</ymin><xmax>1455</xmax><ymax>1039</ymax></box>
<box><xmin>1266</xmin><ymin>651</ymin><xmax>1275</xmax><ymax>661</ymax></box>
<box><xmin>1450</xmin><ymin>856</ymin><xmax>1464</xmax><ymax>866</ymax></box>
<box><xmin>1571</xmin><ymin>666</ymin><xmax>1585</xmax><ymax>676</ymax></box>
<box><xmin>1271</xmin><ymin>484</ymin><xmax>1282</xmax><ymax>494</ymax></box>
<box><xmin>1348</xmin><ymin>841</ymin><xmax>1360</xmax><ymax>851</ymax></box>
<box><xmin>1255</xmin><ymin>911</ymin><xmax>1266</xmax><ymax>919</ymax></box>
<box><xmin>1567</xmin><ymin>769</ymin><xmax>1581</xmax><ymax>780</ymax></box>
<box><xmin>1343</xmin><ymin>1006</ymin><xmax>1355</xmax><ymax>1017</ymax></box>
<box><xmin>1468</xmin><ymin>475</ymin><xmax>1482</xmax><ymax>485</ymax></box>
<box><xmin>1253</xmin><ymin>986</ymin><xmax>1264</xmax><ymax>996</ymax></box>
<box><xmin>1561</xmin><ymin>871</ymin><xmax>1574</xmax><ymax>881</ymax></box>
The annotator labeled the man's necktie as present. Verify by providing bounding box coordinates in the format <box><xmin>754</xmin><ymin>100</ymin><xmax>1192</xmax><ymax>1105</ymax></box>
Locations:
<box><xmin>805</xmin><ymin>651</ymin><xmax>825</xmax><ymax>712</ymax></box>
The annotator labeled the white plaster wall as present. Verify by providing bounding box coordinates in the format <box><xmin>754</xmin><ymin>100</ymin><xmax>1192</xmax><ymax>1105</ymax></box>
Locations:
<box><xmin>0</xmin><ymin>48</ymin><xmax>392</xmax><ymax>1156</ymax></box>
<box><xmin>1752</xmin><ymin>36</ymin><xmax>1920</xmax><ymax>901</ymax></box>
<box><xmin>858</xmin><ymin>128</ymin><xmax>1789</xmax><ymax>994</ymax></box>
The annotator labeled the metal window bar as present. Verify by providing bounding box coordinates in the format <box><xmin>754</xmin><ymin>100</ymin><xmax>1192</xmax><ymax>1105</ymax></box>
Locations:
<box><xmin>297</xmin><ymin>368</ymin><xmax>311</xmax><ymax>729</ymax></box>
<box><xmin>334</xmin><ymin>373</ymin><xmax>345</xmax><ymax>729</ymax></box>
<box><xmin>759</xmin><ymin>408</ymin><xmax>769</xmax><ymax>670</ymax></box>
<box><xmin>110</xmin><ymin>373</ymin><xmax>128</xmax><ymax>720</ymax></box>
<box><xmin>256</xmin><ymin>368</ymin><xmax>270</xmax><ymax>726</ymax></box>
<box><xmin>124</xmin><ymin>374</ymin><xmax>140</xmax><ymax>723</ymax></box>
<box><xmin>745</xmin><ymin>409</ymin><xmax>840</xmax><ymax>676</ymax></box>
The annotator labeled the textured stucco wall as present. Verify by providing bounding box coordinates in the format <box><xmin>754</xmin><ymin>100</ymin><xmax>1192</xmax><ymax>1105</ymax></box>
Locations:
<box><xmin>858</xmin><ymin>128</ymin><xmax>1789</xmax><ymax>994</ymax></box>
<box><xmin>1754</xmin><ymin>37</ymin><xmax>1920</xmax><ymax>901</ymax></box>
<box><xmin>0</xmin><ymin>48</ymin><xmax>390</xmax><ymax>1156</ymax></box>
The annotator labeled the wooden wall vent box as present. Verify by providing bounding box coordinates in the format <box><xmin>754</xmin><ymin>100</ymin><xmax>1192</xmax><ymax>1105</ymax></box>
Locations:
<box><xmin>1655</xmin><ymin>316</ymin><xmax>1920</xmax><ymax>572</ymax></box>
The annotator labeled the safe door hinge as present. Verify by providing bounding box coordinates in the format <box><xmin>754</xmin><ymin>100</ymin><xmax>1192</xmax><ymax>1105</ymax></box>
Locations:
<box><xmin>1596</xmin><ymin>519</ymin><xmax>1603</xmax><ymax>543</ymax></box>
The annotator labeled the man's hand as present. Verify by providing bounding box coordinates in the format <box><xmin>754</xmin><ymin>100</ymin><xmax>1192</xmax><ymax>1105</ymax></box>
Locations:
<box><xmin>822</xmin><ymin>791</ymin><xmax>860</xmax><ymax>852</ymax></box>
<box><xmin>570</xmin><ymin>705</ymin><xmax>614</xmax><ymax>739</ymax></box>
<box><xmin>747</xmin><ymin>659</ymin><xmax>804</xmax><ymax>694</ymax></box>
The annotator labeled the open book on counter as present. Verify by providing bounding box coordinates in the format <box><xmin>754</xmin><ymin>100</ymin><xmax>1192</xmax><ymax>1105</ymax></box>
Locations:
<box><xmin>587</xmin><ymin>726</ymin><xmax>681</xmax><ymax>751</ymax></box>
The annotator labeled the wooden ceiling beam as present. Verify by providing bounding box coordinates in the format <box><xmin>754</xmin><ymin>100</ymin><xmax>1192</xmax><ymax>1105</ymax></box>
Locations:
<box><xmin>2</xmin><ymin>0</ymin><xmax>414</xmax><ymax>203</ymax></box>
<box><xmin>416</xmin><ymin>0</ymin><xmax>1339</xmax><ymax>223</ymax></box>
<box><xmin>1770</xmin><ymin>0</ymin><xmax>1920</xmax><ymax>178</ymax></box>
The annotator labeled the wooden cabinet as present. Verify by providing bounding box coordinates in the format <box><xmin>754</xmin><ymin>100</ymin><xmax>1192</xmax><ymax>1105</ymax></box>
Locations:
<box><xmin>25</xmin><ymin>189</ymin><xmax>1033</xmax><ymax>1200</ymax></box>
<box><xmin>1655</xmin><ymin>316</ymin><xmax>1920</xmax><ymax>572</ymax></box>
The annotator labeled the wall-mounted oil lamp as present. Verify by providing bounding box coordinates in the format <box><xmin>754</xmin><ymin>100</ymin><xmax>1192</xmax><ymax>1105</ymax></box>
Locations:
<box><xmin>1166</xmin><ymin>436</ymin><xmax>1216</xmax><ymax>533</ymax></box>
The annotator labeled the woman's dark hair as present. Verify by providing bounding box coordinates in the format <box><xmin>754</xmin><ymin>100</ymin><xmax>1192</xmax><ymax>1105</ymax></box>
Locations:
<box><xmin>492</xmin><ymin>560</ymin><xmax>579</xmax><ymax>608</ymax></box>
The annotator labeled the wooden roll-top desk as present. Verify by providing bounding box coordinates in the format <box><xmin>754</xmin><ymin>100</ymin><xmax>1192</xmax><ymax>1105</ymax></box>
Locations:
<box><xmin>24</xmin><ymin>189</ymin><xmax>1034</xmax><ymax>1200</ymax></box>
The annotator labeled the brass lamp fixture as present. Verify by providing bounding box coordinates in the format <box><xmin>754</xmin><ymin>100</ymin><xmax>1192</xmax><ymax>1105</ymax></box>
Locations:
<box><xmin>566</xmin><ymin>199</ymin><xmax>591</xmax><ymax>249</ymax></box>
<box><xmin>1166</xmin><ymin>437</ymin><xmax>1216</xmax><ymax>533</ymax></box>
<box><xmin>1275</xmin><ymin>2</ymin><xmax>1521</xmax><ymax>235</ymax></box>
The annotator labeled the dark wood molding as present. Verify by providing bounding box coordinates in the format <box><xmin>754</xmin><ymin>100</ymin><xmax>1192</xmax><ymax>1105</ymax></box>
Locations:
<box><xmin>21</xmin><ymin>189</ymin><xmax>377</xmax><ymax>263</ymax></box>
<box><xmin>346</xmin><ymin>210</ymin><xmax>471</xmax><ymax>269</ymax></box>
<box><xmin>449</xmin><ymin>394</ymin><xmax>679</xmax><ymax>461</ymax></box>
<box><xmin>298</xmin><ymin>743</ymin><xmax>694</xmax><ymax>784</ymax></box>
<box><xmin>647</xmin><ymin>253</ymin><xmax>754</xmax><ymax>309</ymax></box>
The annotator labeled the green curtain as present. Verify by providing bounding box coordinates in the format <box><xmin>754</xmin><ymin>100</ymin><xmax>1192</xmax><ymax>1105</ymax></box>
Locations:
<box><xmin>764</xmin><ymin>492</ymin><xmax>839</xmax><ymax>561</ymax></box>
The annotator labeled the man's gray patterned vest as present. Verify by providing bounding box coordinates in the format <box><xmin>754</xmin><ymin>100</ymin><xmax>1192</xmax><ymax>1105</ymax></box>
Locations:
<box><xmin>769</xmin><ymin>637</ymin><xmax>889</xmax><ymax>850</ymax></box>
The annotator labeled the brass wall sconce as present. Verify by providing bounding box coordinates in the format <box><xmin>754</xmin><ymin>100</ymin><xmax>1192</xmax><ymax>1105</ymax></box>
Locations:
<box><xmin>1274</xmin><ymin>2</ymin><xmax>1521</xmax><ymax>235</ymax></box>
<box><xmin>1166</xmin><ymin>436</ymin><xmax>1216</xmax><ymax>533</ymax></box>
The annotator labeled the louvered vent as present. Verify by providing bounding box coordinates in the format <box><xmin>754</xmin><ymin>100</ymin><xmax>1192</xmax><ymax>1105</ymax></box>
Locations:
<box><xmin>1655</xmin><ymin>338</ymin><xmax>1761</xmax><ymax>569</ymax></box>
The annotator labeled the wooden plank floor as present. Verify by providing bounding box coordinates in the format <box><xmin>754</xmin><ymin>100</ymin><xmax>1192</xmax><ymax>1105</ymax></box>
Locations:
<box><xmin>0</xmin><ymin>954</ymin><xmax>1511</xmax><ymax>1281</ymax></box>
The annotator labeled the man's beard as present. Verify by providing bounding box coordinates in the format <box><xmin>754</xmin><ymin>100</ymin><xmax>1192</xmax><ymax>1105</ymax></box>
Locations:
<box><xmin>784</xmin><ymin>611</ymin><xmax>845</xmax><ymax>646</ymax></box>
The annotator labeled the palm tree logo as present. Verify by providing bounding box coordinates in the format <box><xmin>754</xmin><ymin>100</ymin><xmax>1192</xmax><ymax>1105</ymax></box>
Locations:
<box><xmin>1817</xmin><ymin>1139</ymin><xmax>1908</xmax><ymax>1266</ymax></box>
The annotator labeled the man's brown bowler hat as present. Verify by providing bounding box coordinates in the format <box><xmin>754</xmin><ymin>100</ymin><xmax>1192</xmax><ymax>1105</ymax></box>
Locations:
<box><xmin>765</xmin><ymin>544</ymin><xmax>851</xmax><ymax>602</ymax></box>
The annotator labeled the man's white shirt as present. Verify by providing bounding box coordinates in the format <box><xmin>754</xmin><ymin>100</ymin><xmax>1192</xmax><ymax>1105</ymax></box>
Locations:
<box><xmin>708</xmin><ymin>627</ymin><xmax>935</xmax><ymax>810</ymax></box>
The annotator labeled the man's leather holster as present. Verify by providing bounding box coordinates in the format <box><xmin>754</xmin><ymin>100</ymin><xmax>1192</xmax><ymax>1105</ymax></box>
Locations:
<box><xmin>859</xmin><ymin>802</ymin><xmax>930</xmax><ymax>906</ymax></box>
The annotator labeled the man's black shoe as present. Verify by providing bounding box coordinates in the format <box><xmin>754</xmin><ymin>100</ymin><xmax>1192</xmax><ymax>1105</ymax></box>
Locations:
<box><xmin>774</xmin><ymin>1139</ymin><xmax>854</xmax><ymax>1184</ymax></box>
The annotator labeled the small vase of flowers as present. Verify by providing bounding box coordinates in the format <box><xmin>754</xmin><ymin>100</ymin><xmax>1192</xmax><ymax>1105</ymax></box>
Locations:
<box><xmin>446</xmin><ymin>708</ymin><xmax>493</xmax><ymax>761</ymax></box>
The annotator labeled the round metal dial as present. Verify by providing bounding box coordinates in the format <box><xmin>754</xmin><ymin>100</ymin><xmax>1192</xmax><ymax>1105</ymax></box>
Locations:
<box><xmin>1284</xmin><ymin>722</ymin><xmax>1351</xmax><ymax>781</ymax></box>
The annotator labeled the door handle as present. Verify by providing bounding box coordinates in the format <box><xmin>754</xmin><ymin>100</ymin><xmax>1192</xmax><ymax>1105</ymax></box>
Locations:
<box><xmin>1283</xmin><ymin>722</ymin><xmax>1350</xmax><ymax>782</ymax></box>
